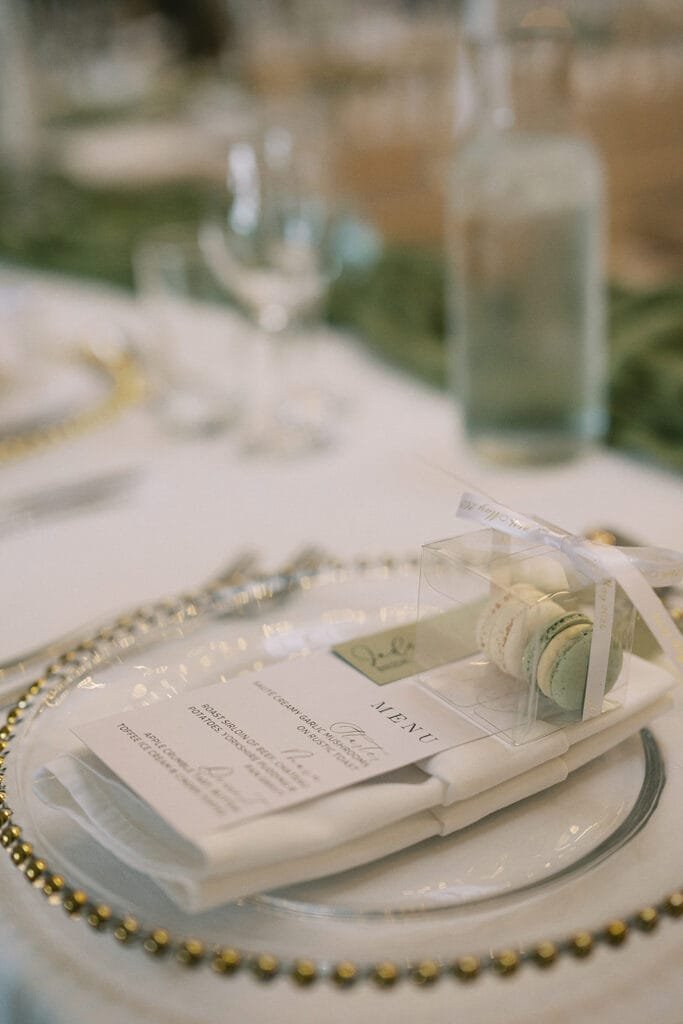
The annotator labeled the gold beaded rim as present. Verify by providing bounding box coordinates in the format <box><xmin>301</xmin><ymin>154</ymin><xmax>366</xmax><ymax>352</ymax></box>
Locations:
<box><xmin>0</xmin><ymin>346</ymin><xmax>145</xmax><ymax>464</ymax></box>
<box><xmin>0</xmin><ymin>557</ymin><xmax>681</xmax><ymax>988</ymax></box>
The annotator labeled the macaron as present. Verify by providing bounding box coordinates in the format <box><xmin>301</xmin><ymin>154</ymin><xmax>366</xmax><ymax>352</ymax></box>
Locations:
<box><xmin>497</xmin><ymin>589</ymin><xmax>567</xmax><ymax>678</ymax></box>
<box><xmin>524</xmin><ymin>612</ymin><xmax>623</xmax><ymax>711</ymax></box>
<box><xmin>532</xmin><ymin>617</ymin><xmax>594</xmax><ymax>700</ymax></box>
<box><xmin>475</xmin><ymin>588</ymin><xmax>512</xmax><ymax>653</ymax></box>
<box><xmin>477</xmin><ymin>584</ymin><xmax>565</xmax><ymax>678</ymax></box>
<box><xmin>522</xmin><ymin>612</ymin><xmax>592</xmax><ymax>692</ymax></box>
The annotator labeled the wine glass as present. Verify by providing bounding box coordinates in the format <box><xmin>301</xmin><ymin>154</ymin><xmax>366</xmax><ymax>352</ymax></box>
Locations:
<box><xmin>200</xmin><ymin>120</ymin><xmax>338</xmax><ymax>458</ymax></box>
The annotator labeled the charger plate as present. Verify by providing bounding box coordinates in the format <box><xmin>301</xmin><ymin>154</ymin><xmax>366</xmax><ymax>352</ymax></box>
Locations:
<box><xmin>1</xmin><ymin>558</ymin><xmax>680</xmax><ymax>982</ymax></box>
<box><xmin>0</xmin><ymin>344</ymin><xmax>143</xmax><ymax>463</ymax></box>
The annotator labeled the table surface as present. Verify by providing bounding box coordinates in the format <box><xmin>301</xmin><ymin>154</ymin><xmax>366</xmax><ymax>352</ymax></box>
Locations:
<box><xmin>0</xmin><ymin>267</ymin><xmax>681</xmax><ymax>1024</ymax></box>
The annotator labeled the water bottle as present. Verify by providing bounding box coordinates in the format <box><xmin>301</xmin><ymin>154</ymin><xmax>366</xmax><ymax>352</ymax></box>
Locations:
<box><xmin>448</xmin><ymin>21</ymin><xmax>607</xmax><ymax>465</ymax></box>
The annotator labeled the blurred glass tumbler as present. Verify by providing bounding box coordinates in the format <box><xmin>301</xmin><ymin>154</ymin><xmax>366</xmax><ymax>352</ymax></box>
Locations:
<box><xmin>448</xmin><ymin>28</ymin><xmax>607</xmax><ymax>465</ymax></box>
<box><xmin>134</xmin><ymin>225</ymin><xmax>241</xmax><ymax>437</ymax></box>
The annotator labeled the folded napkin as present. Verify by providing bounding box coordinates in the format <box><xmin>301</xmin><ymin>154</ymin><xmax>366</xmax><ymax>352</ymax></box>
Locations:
<box><xmin>35</xmin><ymin>656</ymin><xmax>674</xmax><ymax>913</ymax></box>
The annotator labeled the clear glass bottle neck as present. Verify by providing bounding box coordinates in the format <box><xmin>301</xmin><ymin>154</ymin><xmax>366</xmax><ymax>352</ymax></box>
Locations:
<box><xmin>463</xmin><ymin>33</ymin><xmax>572</xmax><ymax>135</ymax></box>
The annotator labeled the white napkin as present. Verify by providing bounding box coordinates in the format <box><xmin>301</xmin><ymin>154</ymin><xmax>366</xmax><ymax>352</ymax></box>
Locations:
<box><xmin>34</xmin><ymin>657</ymin><xmax>674</xmax><ymax>913</ymax></box>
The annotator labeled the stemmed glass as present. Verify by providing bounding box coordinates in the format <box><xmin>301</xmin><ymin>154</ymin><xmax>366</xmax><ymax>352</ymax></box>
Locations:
<box><xmin>200</xmin><ymin>120</ymin><xmax>337</xmax><ymax>458</ymax></box>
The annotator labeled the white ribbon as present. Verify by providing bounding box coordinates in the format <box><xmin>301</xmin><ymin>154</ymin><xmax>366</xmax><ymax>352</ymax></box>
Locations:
<box><xmin>457</xmin><ymin>492</ymin><xmax>683</xmax><ymax>719</ymax></box>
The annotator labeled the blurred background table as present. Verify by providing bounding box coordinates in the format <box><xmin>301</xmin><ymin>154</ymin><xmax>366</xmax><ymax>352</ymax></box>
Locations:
<box><xmin>1</xmin><ymin>0</ymin><xmax>681</xmax><ymax>469</ymax></box>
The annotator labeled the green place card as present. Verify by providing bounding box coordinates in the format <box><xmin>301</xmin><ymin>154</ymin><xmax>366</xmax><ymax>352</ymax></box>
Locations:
<box><xmin>332</xmin><ymin>604</ymin><xmax>485</xmax><ymax>686</ymax></box>
<box><xmin>332</xmin><ymin>624</ymin><xmax>418</xmax><ymax>685</ymax></box>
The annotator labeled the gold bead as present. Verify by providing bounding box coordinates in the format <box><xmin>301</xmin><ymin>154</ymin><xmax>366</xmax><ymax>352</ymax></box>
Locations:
<box><xmin>28</xmin><ymin>679</ymin><xmax>46</xmax><ymax>696</ymax></box>
<box><xmin>605</xmin><ymin>920</ymin><xmax>629</xmax><ymax>945</ymax></box>
<box><xmin>636</xmin><ymin>907</ymin><xmax>659</xmax><ymax>932</ymax></box>
<box><xmin>252</xmin><ymin>953</ymin><xmax>279</xmax><ymax>981</ymax></box>
<box><xmin>11</xmin><ymin>841</ymin><xmax>32</xmax><ymax>865</ymax></box>
<box><xmin>42</xmin><ymin>874</ymin><xmax>65</xmax><ymax>899</ymax></box>
<box><xmin>1</xmin><ymin>824</ymin><xmax>21</xmax><ymax>848</ymax></box>
<box><xmin>571</xmin><ymin>931</ymin><xmax>593</xmax><ymax>957</ymax></box>
<box><xmin>176</xmin><ymin>939</ymin><xmax>205</xmax><ymax>966</ymax></box>
<box><xmin>292</xmin><ymin>959</ymin><xmax>317</xmax><ymax>986</ymax></box>
<box><xmin>412</xmin><ymin>960</ymin><xmax>440</xmax><ymax>986</ymax></box>
<box><xmin>63</xmin><ymin>889</ymin><xmax>88</xmax><ymax>916</ymax></box>
<box><xmin>586</xmin><ymin>529</ymin><xmax>617</xmax><ymax>546</ymax></box>
<box><xmin>0</xmin><ymin>791</ymin><xmax>6</xmax><ymax>805</ymax></box>
<box><xmin>24</xmin><ymin>858</ymin><xmax>48</xmax><ymax>883</ymax></box>
<box><xmin>6</xmin><ymin>708</ymin><xmax>22</xmax><ymax>725</ymax></box>
<box><xmin>0</xmin><ymin>725</ymin><xmax>14</xmax><ymax>741</ymax></box>
<box><xmin>86</xmin><ymin>904</ymin><xmax>112</xmax><ymax>930</ymax></box>
<box><xmin>0</xmin><ymin>756</ymin><xmax>4</xmax><ymax>771</ymax></box>
<box><xmin>372</xmin><ymin>961</ymin><xmax>400</xmax><ymax>987</ymax></box>
<box><xmin>143</xmin><ymin>928</ymin><xmax>171</xmax><ymax>955</ymax></box>
<box><xmin>492</xmin><ymin>950</ymin><xmax>520</xmax><ymax>975</ymax></box>
<box><xmin>453</xmin><ymin>955</ymin><xmax>480</xmax><ymax>981</ymax></box>
<box><xmin>533</xmin><ymin>941</ymin><xmax>558</xmax><ymax>966</ymax></box>
<box><xmin>0</xmin><ymin>741</ymin><xmax>7</xmax><ymax>754</ymax></box>
<box><xmin>211</xmin><ymin>947</ymin><xmax>242</xmax><ymax>975</ymax></box>
<box><xmin>113</xmin><ymin>916</ymin><xmax>140</xmax><ymax>943</ymax></box>
<box><xmin>332</xmin><ymin>960</ymin><xmax>358</xmax><ymax>987</ymax></box>
<box><xmin>665</xmin><ymin>891</ymin><xmax>683</xmax><ymax>917</ymax></box>
<box><xmin>0</xmin><ymin>809</ymin><xmax>11</xmax><ymax>826</ymax></box>
<box><xmin>5</xmin><ymin>437</ymin><xmax>29</xmax><ymax>458</ymax></box>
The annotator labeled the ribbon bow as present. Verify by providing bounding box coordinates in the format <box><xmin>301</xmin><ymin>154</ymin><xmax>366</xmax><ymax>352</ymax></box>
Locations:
<box><xmin>458</xmin><ymin>493</ymin><xmax>683</xmax><ymax>719</ymax></box>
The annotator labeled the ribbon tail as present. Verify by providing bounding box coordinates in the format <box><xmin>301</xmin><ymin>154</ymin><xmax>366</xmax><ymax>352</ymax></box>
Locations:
<box><xmin>594</xmin><ymin>545</ymin><xmax>683</xmax><ymax>681</ymax></box>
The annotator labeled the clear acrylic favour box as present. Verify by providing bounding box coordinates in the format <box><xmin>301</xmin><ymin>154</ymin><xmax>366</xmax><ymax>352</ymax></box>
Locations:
<box><xmin>416</xmin><ymin>529</ymin><xmax>635</xmax><ymax>745</ymax></box>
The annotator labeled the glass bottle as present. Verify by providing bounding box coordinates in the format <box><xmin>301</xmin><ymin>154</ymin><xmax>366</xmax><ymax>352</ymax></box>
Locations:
<box><xmin>447</xmin><ymin>24</ymin><xmax>607</xmax><ymax>465</ymax></box>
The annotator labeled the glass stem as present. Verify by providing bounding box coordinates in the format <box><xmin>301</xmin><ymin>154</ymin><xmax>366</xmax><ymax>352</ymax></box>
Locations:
<box><xmin>242</xmin><ymin>328</ymin><xmax>283</xmax><ymax>449</ymax></box>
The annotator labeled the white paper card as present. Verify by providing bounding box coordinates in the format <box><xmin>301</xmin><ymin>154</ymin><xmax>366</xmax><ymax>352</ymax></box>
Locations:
<box><xmin>73</xmin><ymin>652</ymin><xmax>465</xmax><ymax>842</ymax></box>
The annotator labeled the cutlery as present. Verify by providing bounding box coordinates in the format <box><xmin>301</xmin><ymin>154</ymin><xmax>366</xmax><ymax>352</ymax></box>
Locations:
<box><xmin>0</xmin><ymin>546</ymin><xmax>335</xmax><ymax>710</ymax></box>
<box><xmin>0</xmin><ymin>406</ymin><xmax>75</xmax><ymax>443</ymax></box>
<box><xmin>0</xmin><ymin>467</ymin><xmax>139</xmax><ymax>535</ymax></box>
<box><xmin>0</xmin><ymin>546</ymin><xmax>331</xmax><ymax>687</ymax></box>
<box><xmin>0</xmin><ymin>550</ymin><xmax>261</xmax><ymax>687</ymax></box>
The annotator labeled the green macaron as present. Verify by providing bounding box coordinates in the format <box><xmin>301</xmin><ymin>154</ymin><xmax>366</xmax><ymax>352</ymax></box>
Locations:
<box><xmin>524</xmin><ymin>611</ymin><xmax>623</xmax><ymax>712</ymax></box>
<box><xmin>522</xmin><ymin>612</ymin><xmax>592</xmax><ymax>689</ymax></box>
<box><xmin>545</xmin><ymin>628</ymin><xmax>623</xmax><ymax>711</ymax></box>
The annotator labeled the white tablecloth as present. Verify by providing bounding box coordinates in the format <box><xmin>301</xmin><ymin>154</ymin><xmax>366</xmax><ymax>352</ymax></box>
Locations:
<box><xmin>0</xmin><ymin>268</ymin><xmax>681</xmax><ymax>1024</ymax></box>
